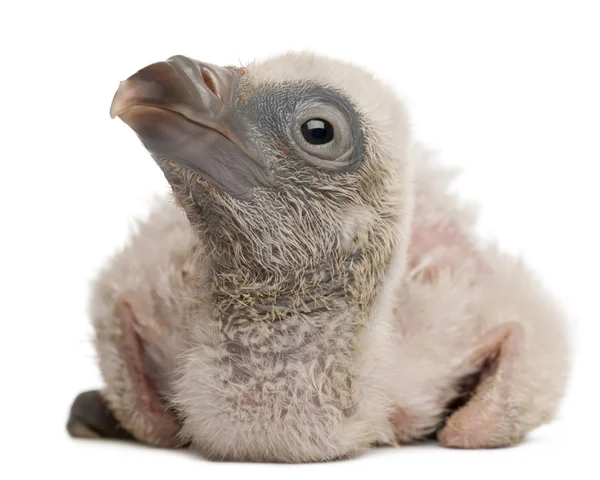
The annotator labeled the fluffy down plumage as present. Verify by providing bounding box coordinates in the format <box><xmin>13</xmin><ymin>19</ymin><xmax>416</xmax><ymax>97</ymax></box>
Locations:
<box><xmin>69</xmin><ymin>52</ymin><xmax>570</xmax><ymax>462</ymax></box>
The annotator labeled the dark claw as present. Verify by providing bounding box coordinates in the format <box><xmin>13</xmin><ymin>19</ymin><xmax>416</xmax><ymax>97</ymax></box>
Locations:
<box><xmin>67</xmin><ymin>390</ymin><xmax>135</xmax><ymax>441</ymax></box>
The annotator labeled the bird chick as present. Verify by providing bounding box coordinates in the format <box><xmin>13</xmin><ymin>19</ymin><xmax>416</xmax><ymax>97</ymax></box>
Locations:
<box><xmin>67</xmin><ymin>53</ymin><xmax>571</xmax><ymax>462</ymax></box>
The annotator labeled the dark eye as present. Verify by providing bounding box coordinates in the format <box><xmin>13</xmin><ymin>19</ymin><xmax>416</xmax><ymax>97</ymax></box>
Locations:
<box><xmin>301</xmin><ymin>118</ymin><xmax>334</xmax><ymax>145</ymax></box>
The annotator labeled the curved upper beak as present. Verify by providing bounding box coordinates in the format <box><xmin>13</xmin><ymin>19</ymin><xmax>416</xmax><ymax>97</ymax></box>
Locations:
<box><xmin>110</xmin><ymin>55</ymin><xmax>272</xmax><ymax>199</ymax></box>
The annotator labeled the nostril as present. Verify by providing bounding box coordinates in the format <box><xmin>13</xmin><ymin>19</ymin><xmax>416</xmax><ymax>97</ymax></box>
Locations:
<box><xmin>201</xmin><ymin>68</ymin><xmax>220</xmax><ymax>99</ymax></box>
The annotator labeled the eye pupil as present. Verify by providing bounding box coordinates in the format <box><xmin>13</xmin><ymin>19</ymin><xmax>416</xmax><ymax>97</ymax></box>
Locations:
<box><xmin>301</xmin><ymin>118</ymin><xmax>334</xmax><ymax>145</ymax></box>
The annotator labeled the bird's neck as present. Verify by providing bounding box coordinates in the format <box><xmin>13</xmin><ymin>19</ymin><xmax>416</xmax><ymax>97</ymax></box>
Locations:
<box><xmin>207</xmin><ymin>248</ymin><xmax>384</xmax><ymax>330</ymax></box>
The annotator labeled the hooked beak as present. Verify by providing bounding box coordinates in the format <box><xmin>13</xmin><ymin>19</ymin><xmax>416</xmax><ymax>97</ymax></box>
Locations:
<box><xmin>110</xmin><ymin>55</ymin><xmax>272</xmax><ymax>199</ymax></box>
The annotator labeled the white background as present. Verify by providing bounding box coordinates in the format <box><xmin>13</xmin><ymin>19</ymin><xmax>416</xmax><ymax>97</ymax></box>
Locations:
<box><xmin>1</xmin><ymin>1</ymin><xmax>598</xmax><ymax>478</ymax></box>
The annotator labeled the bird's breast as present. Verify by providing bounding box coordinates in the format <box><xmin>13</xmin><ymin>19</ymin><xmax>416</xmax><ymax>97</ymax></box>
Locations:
<box><xmin>177</xmin><ymin>304</ymin><xmax>371</xmax><ymax>461</ymax></box>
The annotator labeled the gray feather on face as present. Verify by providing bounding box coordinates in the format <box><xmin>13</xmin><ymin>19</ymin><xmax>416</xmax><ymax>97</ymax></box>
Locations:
<box><xmin>162</xmin><ymin>74</ymin><xmax>396</xmax><ymax>291</ymax></box>
<box><xmin>68</xmin><ymin>52</ymin><xmax>571</xmax><ymax>463</ymax></box>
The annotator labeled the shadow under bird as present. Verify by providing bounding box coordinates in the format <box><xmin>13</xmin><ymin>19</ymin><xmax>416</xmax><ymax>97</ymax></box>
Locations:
<box><xmin>67</xmin><ymin>53</ymin><xmax>570</xmax><ymax>462</ymax></box>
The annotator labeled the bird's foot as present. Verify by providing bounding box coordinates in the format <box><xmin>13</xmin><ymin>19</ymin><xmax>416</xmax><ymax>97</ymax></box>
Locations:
<box><xmin>67</xmin><ymin>390</ymin><xmax>134</xmax><ymax>441</ymax></box>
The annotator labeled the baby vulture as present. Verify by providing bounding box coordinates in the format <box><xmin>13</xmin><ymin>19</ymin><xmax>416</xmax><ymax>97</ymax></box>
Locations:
<box><xmin>67</xmin><ymin>53</ymin><xmax>570</xmax><ymax>462</ymax></box>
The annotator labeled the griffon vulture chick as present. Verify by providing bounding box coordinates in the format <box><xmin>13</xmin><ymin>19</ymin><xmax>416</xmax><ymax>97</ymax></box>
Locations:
<box><xmin>67</xmin><ymin>53</ymin><xmax>570</xmax><ymax>462</ymax></box>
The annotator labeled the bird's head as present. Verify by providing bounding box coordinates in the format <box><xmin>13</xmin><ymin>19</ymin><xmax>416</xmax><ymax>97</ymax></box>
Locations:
<box><xmin>111</xmin><ymin>53</ymin><xmax>412</xmax><ymax>280</ymax></box>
